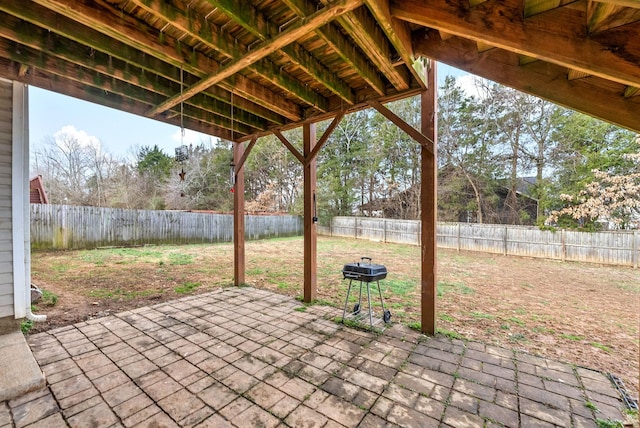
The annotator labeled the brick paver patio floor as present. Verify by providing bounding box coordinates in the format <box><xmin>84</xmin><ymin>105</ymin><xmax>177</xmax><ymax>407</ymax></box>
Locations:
<box><xmin>0</xmin><ymin>287</ymin><xmax>629</xmax><ymax>427</ymax></box>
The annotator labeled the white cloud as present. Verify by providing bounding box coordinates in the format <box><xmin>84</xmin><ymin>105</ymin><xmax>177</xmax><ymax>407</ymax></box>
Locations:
<box><xmin>54</xmin><ymin>125</ymin><xmax>102</xmax><ymax>151</ymax></box>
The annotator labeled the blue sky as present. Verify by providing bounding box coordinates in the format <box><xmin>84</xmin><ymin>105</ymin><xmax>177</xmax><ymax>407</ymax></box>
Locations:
<box><xmin>28</xmin><ymin>64</ymin><xmax>467</xmax><ymax>160</ymax></box>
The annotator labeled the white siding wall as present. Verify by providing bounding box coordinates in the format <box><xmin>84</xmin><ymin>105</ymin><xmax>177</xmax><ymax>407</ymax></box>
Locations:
<box><xmin>0</xmin><ymin>80</ymin><xmax>13</xmax><ymax>318</ymax></box>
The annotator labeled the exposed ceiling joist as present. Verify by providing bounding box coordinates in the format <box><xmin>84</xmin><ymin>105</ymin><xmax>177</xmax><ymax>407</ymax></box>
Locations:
<box><xmin>27</xmin><ymin>0</ymin><xmax>303</xmax><ymax>122</ymax></box>
<box><xmin>0</xmin><ymin>57</ymin><xmax>235</xmax><ymax>139</ymax></box>
<box><xmin>524</xmin><ymin>0</ymin><xmax>577</xmax><ymax>18</ymax></box>
<box><xmin>414</xmin><ymin>30</ymin><xmax>640</xmax><ymax>131</ymax></box>
<box><xmin>321</xmin><ymin>0</ymin><xmax>410</xmax><ymax>91</ymax></box>
<box><xmin>392</xmin><ymin>0</ymin><xmax>640</xmax><ymax>88</ymax></box>
<box><xmin>113</xmin><ymin>0</ymin><xmax>338</xmax><ymax>110</ymax></box>
<box><xmin>207</xmin><ymin>0</ymin><xmax>355</xmax><ymax>105</ymax></box>
<box><xmin>280</xmin><ymin>0</ymin><xmax>387</xmax><ymax>96</ymax></box>
<box><xmin>362</xmin><ymin>0</ymin><xmax>427</xmax><ymax>89</ymax></box>
<box><xmin>587</xmin><ymin>1</ymin><xmax>640</xmax><ymax>33</ymax></box>
<box><xmin>147</xmin><ymin>0</ymin><xmax>364</xmax><ymax>117</ymax></box>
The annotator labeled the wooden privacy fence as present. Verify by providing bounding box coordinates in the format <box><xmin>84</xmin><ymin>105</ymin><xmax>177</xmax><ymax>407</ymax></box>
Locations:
<box><xmin>31</xmin><ymin>204</ymin><xmax>302</xmax><ymax>250</ymax></box>
<box><xmin>319</xmin><ymin>216</ymin><xmax>639</xmax><ymax>268</ymax></box>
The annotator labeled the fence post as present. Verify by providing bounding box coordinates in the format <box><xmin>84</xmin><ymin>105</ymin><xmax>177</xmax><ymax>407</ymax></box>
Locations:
<box><xmin>354</xmin><ymin>217</ymin><xmax>358</xmax><ymax>240</ymax></box>
<box><xmin>457</xmin><ymin>222</ymin><xmax>461</xmax><ymax>251</ymax></box>
<box><xmin>634</xmin><ymin>230</ymin><xmax>638</xmax><ymax>269</ymax></box>
<box><xmin>561</xmin><ymin>229</ymin><xmax>566</xmax><ymax>262</ymax></box>
<box><xmin>503</xmin><ymin>226</ymin><xmax>508</xmax><ymax>256</ymax></box>
<box><xmin>383</xmin><ymin>219</ymin><xmax>387</xmax><ymax>243</ymax></box>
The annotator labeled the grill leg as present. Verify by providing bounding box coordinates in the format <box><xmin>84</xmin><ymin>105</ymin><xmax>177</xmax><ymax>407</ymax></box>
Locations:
<box><xmin>377</xmin><ymin>280</ymin><xmax>385</xmax><ymax>312</ymax></box>
<box><xmin>357</xmin><ymin>281</ymin><xmax>363</xmax><ymax>312</ymax></box>
<box><xmin>342</xmin><ymin>279</ymin><xmax>354</xmax><ymax>322</ymax></box>
<box><xmin>366</xmin><ymin>282</ymin><xmax>373</xmax><ymax>327</ymax></box>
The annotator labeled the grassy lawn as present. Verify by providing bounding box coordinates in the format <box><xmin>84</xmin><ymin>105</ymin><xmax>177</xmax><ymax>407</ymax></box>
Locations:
<box><xmin>31</xmin><ymin>235</ymin><xmax>639</xmax><ymax>395</ymax></box>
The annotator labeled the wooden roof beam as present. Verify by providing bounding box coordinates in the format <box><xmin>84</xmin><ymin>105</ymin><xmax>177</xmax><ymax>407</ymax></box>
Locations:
<box><xmin>587</xmin><ymin>1</ymin><xmax>640</xmax><ymax>33</ymax></box>
<box><xmin>207</xmin><ymin>0</ymin><xmax>354</xmax><ymax>105</ymax></box>
<box><xmin>0</xmin><ymin>57</ymin><xmax>236</xmax><ymax>140</ymax></box>
<box><xmin>392</xmin><ymin>0</ymin><xmax>640</xmax><ymax>88</ymax></box>
<box><xmin>362</xmin><ymin>0</ymin><xmax>427</xmax><ymax>89</ymax></box>
<box><xmin>148</xmin><ymin>0</ymin><xmax>364</xmax><ymax>117</ymax></box>
<box><xmin>0</xmin><ymin>34</ymin><xmax>266</xmax><ymax>132</ymax></box>
<box><xmin>27</xmin><ymin>0</ymin><xmax>303</xmax><ymax>121</ymax></box>
<box><xmin>524</xmin><ymin>0</ymin><xmax>577</xmax><ymax>18</ymax></box>
<box><xmin>280</xmin><ymin>0</ymin><xmax>386</xmax><ymax>96</ymax></box>
<box><xmin>413</xmin><ymin>29</ymin><xmax>640</xmax><ymax>132</ymax></box>
<box><xmin>324</xmin><ymin>2</ymin><xmax>410</xmax><ymax>91</ymax></box>
<box><xmin>110</xmin><ymin>0</ymin><xmax>321</xmax><ymax>118</ymax></box>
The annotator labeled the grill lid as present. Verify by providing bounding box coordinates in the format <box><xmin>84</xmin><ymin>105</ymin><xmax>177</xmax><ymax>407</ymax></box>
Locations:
<box><xmin>342</xmin><ymin>257</ymin><xmax>387</xmax><ymax>282</ymax></box>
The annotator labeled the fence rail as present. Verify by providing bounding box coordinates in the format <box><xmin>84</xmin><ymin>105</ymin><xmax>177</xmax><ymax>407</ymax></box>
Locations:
<box><xmin>31</xmin><ymin>204</ymin><xmax>302</xmax><ymax>250</ymax></box>
<box><xmin>318</xmin><ymin>217</ymin><xmax>639</xmax><ymax>268</ymax></box>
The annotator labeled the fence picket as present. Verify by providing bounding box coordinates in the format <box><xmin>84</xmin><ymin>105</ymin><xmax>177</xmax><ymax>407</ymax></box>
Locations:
<box><xmin>30</xmin><ymin>204</ymin><xmax>302</xmax><ymax>250</ymax></box>
<box><xmin>319</xmin><ymin>217</ymin><xmax>638</xmax><ymax>268</ymax></box>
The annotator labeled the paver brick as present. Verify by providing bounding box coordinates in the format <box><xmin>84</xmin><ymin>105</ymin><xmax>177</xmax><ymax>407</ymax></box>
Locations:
<box><xmin>130</xmin><ymin>410</ymin><xmax>179</xmax><ymax>428</ymax></box>
<box><xmin>442</xmin><ymin>405</ymin><xmax>484</xmax><ymax>428</ymax></box>
<box><xmin>453</xmin><ymin>378</ymin><xmax>496</xmax><ymax>402</ymax></box>
<box><xmin>280</xmin><ymin>377</ymin><xmax>316</xmax><ymax>401</ymax></box>
<box><xmin>121</xmin><ymin>404</ymin><xmax>161</xmax><ymax>427</ymax></box>
<box><xmin>270</xmin><ymin>395</ymin><xmax>301</xmax><ymax>419</ymax></box>
<box><xmin>157</xmin><ymin>388</ymin><xmax>205</xmax><ymax>422</ymax></box>
<box><xmin>232</xmin><ymin>404</ymin><xmax>280</xmax><ymax>428</ymax></box>
<box><xmin>219</xmin><ymin>396</ymin><xmax>252</xmax><ymax>420</ymax></box>
<box><xmin>102</xmin><ymin>382</ymin><xmax>142</xmax><ymax>407</ymax></box>
<box><xmin>382</xmin><ymin>383</ymin><xmax>418</xmax><ymax>408</ymax></box>
<box><xmin>245</xmin><ymin>382</ymin><xmax>286</xmax><ymax>409</ymax></box>
<box><xmin>113</xmin><ymin>393</ymin><xmax>154</xmax><ymax>420</ymax></box>
<box><xmin>93</xmin><ymin>370</ymin><xmax>131</xmax><ymax>393</ymax></box>
<box><xmin>387</xmin><ymin>403</ymin><xmax>439</xmax><ymax>428</ymax></box>
<box><xmin>198</xmin><ymin>382</ymin><xmax>236</xmax><ymax>410</ymax></box>
<box><xmin>414</xmin><ymin>396</ymin><xmax>445</xmax><ymax>419</ymax></box>
<box><xmin>66</xmin><ymin>401</ymin><xmax>119</xmax><ymax>428</ymax></box>
<box><xmin>121</xmin><ymin>358</ymin><xmax>158</xmax><ymax>379</ymax></box>
<box><xmin>10</xmin><ymin>392</ymin><xmax>59</xmax><ymax>428</ymax></box>
<box><xmin>49</xmin><ymin>375</ymin><xmax>94</xmax><ymax>401</ymax></box>
<box><xmin>478</xmin><ymin>399</ymin><xmax>519</xmax><ymax>427</ymax></box>
<box><xmin>284</xmin><ymin>405</ymin><xmax>328</xmax><ymax>428</ymax></box>
<box><xmin>520</xmin><ymin>397</ymin><xmax>572</xmax><ymax>426</ymax></box>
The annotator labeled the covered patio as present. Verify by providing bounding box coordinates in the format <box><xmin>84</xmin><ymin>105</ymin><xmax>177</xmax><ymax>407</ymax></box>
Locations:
<box><xmin>2</xmin><ymin>287</ymin><xmax>629</xmax><ymax>427</ymax></box>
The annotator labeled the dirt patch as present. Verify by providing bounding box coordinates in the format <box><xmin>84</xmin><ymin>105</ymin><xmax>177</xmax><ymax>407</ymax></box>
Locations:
<box><xmin>29</xmin><ymin>236</ymin><xmax>639</xmax><ymax>398</ymax></box>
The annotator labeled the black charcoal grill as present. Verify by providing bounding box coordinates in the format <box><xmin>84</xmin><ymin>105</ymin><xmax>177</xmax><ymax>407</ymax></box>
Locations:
<box><xmin>342</xmin><ymin>257</ymin><xmax>391</xmax><ymax>329</ymax></box>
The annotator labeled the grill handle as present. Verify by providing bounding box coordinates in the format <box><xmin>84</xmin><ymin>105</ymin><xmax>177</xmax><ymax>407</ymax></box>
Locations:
<box><xmin>360</xmin><ymin>256</ymin><xmax>372</xmax><ymax>265</ymax></box>
<box><xmin>343</xmin><ymin>272</ymin><xmax>360</xmax><ymax>279</ymax></box>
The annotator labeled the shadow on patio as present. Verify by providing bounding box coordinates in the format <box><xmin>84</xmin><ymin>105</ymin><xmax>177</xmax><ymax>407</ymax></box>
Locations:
<box><xmin>1</xmin><ymin>287</ymin><xmax>630</xmax><ymax>427</ymax></box>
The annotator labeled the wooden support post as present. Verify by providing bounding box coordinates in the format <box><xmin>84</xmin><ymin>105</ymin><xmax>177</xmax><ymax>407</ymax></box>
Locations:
<box><xmin>421</xmin><ymin>61</ymin><xmax>437</xmax><ymax>336</ymax></box>
<box><xmin>303</xmin><ymin>123</ymin><xmax>317</xmax><ymax>303</ymax></box>
<box><xmin>233</xmin><ymin>142</ymin><xmax>245</xmax><ymax>287</ymax></box>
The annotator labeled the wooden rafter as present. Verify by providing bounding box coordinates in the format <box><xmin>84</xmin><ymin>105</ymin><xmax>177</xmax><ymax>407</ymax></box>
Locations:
<box><xmin>523</xmin><ymin>0</ymin><xmax>577</xmax><ymax>18</ymax></box>
<box><xmin>587</xmin><ymin>1</ymin><xmax>640</xmax><ymax>33</ymax></box>
<box><xmin>413</xmin><ymin>30</ymin><xmax>640</xmax><ymax>131</ymax></box>
<box><xmin>110</xmin><ymin>0</ymin><xmax>330</xmax><ymax>113</ymax></box>
<box><xmin>0</xmin><ymin>38</ymin><xmax>260</xmax><ymax>135</ymax></box>
<box><xmin>0</xmin><ymin>57</ymin><xmax>235</xmax><ymax>139</ymax></box>
<box><xmin>208</xmin><ymin>0</ymin><xmax>355</xmax><ymax>105</ymax></box>
<box><xmin>392</xmin><ymin>0</ymin><xmax>640</xmax><ymax>88</ymax></box>
<box><xmin>362</xmin><ymin>0</ymin><xmax>427</xmax><ymax>89</ymax></box>
<box><xmin>147</xmin><ymin>0</ymin><xmax>364</xmax><ymax>117</ymax></box>
<box><xmin>280</xmin><ymin>0</ymin><xmax>386</xmax><ymax>96</ymax></box>
<box><xmin>325</xmin><ymin>1</ymin><xmax>410</xmax><ymax>91</ymax></box>
<box><xmin>25</xmin><ymin>0</ymin><xmax>303</xmax><ymax>122</ymax></box>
